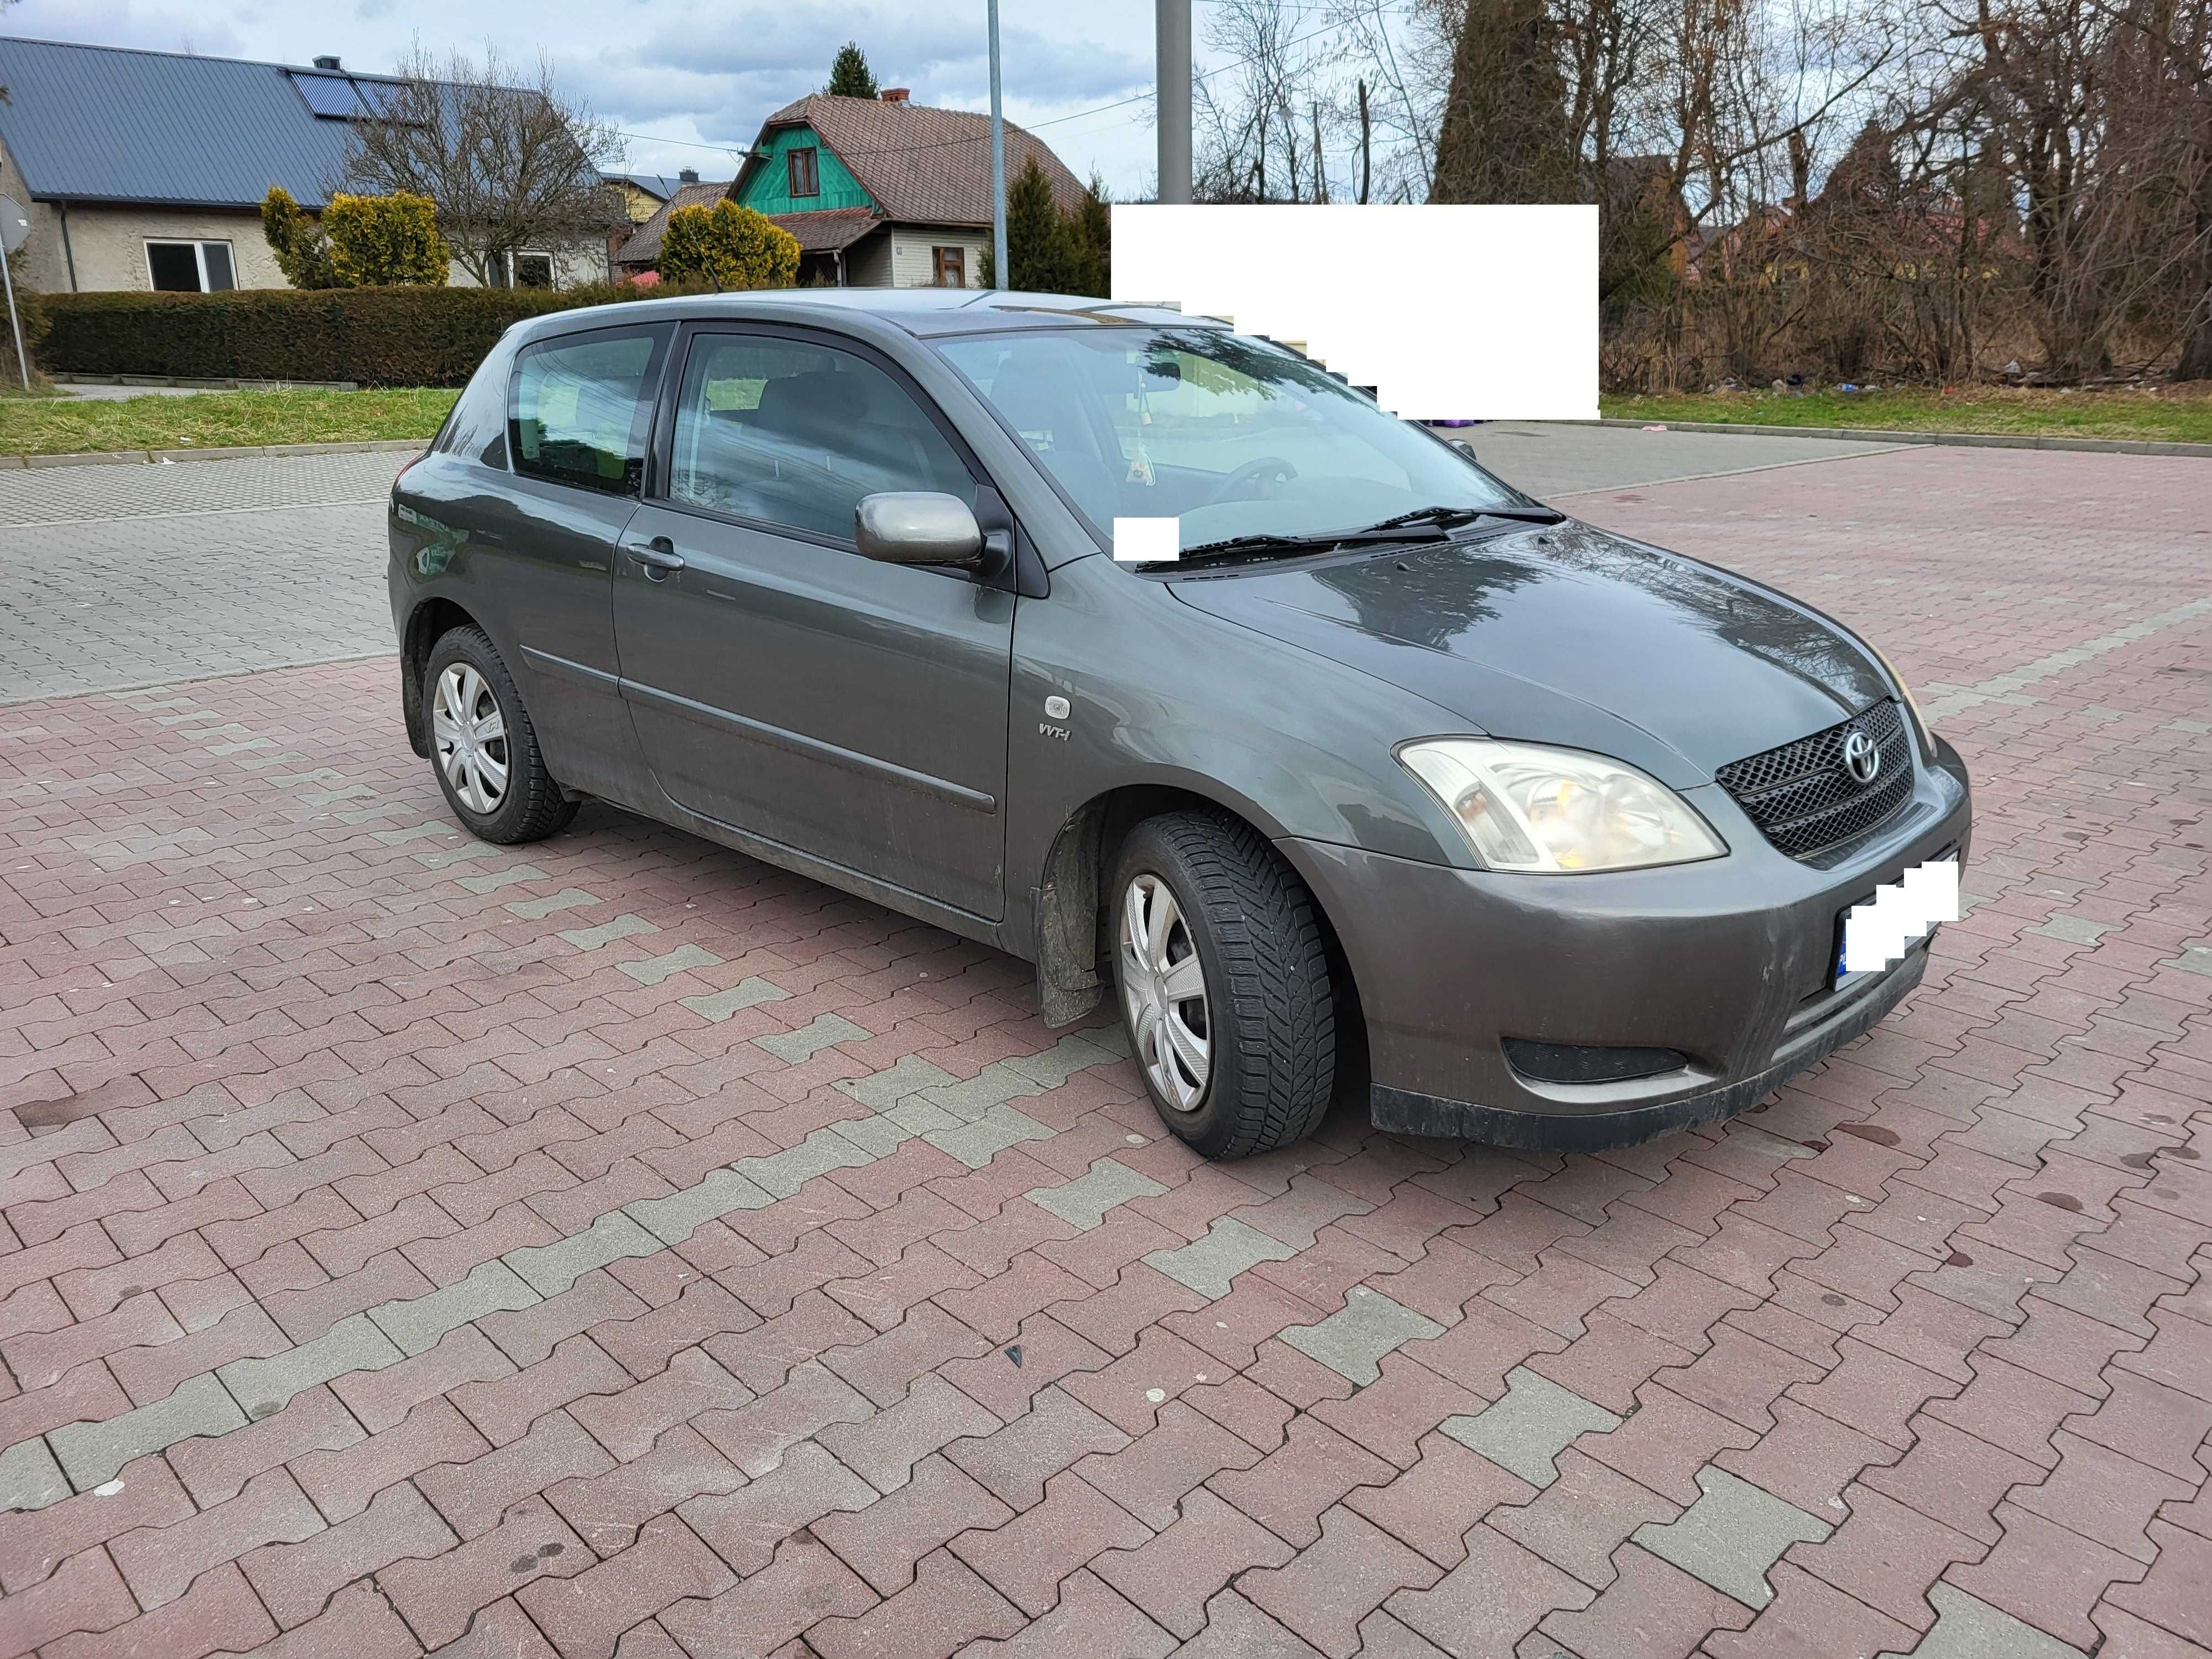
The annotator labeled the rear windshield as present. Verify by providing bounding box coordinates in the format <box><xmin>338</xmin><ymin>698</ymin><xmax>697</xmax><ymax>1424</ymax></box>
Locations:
<box><xmin>936</xmin><ymin>327</ymin><xmax>1520</xmax><ymax>552</ymax></box>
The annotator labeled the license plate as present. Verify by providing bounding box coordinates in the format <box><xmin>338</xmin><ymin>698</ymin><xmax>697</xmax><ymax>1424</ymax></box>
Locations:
<box><xmin>1837</xmin><ymin>857</ymin><xmax>1959</xmax><ymax>986</ymax></box>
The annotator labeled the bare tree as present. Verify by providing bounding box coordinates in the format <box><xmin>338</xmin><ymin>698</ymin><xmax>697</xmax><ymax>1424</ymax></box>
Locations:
<box><xmin>344</xmin><ymin>44</ymin><xmax>627</xmax><ymax>287</ymax></box>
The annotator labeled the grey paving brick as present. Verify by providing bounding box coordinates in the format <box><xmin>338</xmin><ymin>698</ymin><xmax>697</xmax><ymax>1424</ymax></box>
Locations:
<box><xmin>623</xmin><ymin>1168</ymin><xmax>776</xmax><ymax>1245</ymax></box>
<box><xmin>368</xmin><ymin>1260</ymin><xmax>540</xmax><ymax>1357</ymax></box>
<box><xmin>1001</xmin><ymin>1032</ymin><xmax>1120</xmax><ymax>1089</ymax></box>
<box><xmin>1144</xmin><ymin>1217</ymin><xmax>1301</xmax><ymax>1299</ymax></box>
<box><xmin>454</xmin><ymin>863</ymin><xmax>549</xmax><ymax>894</ymax></box>
<box><xmin>753</xmin><ymin>1012</ymin><xmax>872</xmax><ymax>1063</ymax></box>
<box><xmin>50</xmin><ymin>1374</ymin><xmax>249</xmax><ymax>1491</ymax></box>
<box><xmin>0</xmin><ymin>1436</ymin><xmax>70</xmax><ymax>1511</ymax></box>
<box><xmin>1879</xmin><ymin>1584</ymin><xmax>2087</xmax><ymax>1659</ymax></box>
<box><xmin>737</xmin><ymin>1126</ymin><xmax>878</xmax><ymax>1200</ymax></box>
<box><xmin>833</xmin><ymin>1053</ymin><xmax>957</xmax><ymax>1110</ymax></box>
<box><xmin>2170</xmin><ymin>717</ymin><xmax>2212</xmax><ymax>735</ymax></box>
<box><xmin>336</xmin><ymin>800</ymin><xmax>414</xmax><ymax>823</ymax></box>
<box><xmin>2167</xmin><ymin>943</ymin><xmax>2212</xmax><ymax>978</ymax></box>
<box><xmin>504</xmin><ymin>1211</ymin><xmax>664</xmax><ymax>1296</ymax></box>
<box><xmin>925</xmin><ymin>1102</ymin><xmax>1055</xmax><ymax>1169</ymax></box>
<box><xmin>1441</xmin><ymin>1367</ymin><xmax>1622</xmax><ymax>1488</ymax></box>
<box><xmin>682</xmin><ymin>976</ymin><xmax>792</xmax><ymax>1022</ymax></box>
<box><xmin>508</xmin><ymin>888</ymin><xmax>598</xmax><ymax>919</ymax></box>
<box><xmin>1280</xmin><ymin>1286</ymin><xmax>1447</xmax><ymax>1385</ymax></box>
<box><xmin>828</xmin><ymin>1112</ymin><xmax>921</xmax><ymax>1159</ymax></box>
<box><xmin>915</xmin><ymin>1062</ymin><xmax>1046</xmax><ymax>1124</ymax></box>
<box><xmin>557</xmin><ymin>913</ymin><xmax>661</xmax><ymax>951</ymax></box>
<box><xmin>300</xmin><ymin>784</ymin><xmax>377</xmax><ymax>804</ymax></box>
<box><xmin>412</xmin><ymin>841</ymin><xmax>504</xmax><ymax>869</ymax></box>
<box><xmin>2032</xmin><ymin>914</ymin><xmax>2114</xmax><ymax>945</ymax></box>
<box><xmin>1631</xmin><ymin>1466</ymin><xmax>1831</xmax><ymax>1608</ymax></box>
<box><xmin>372</xmin><ymin>823</ymin><xmax>451</xmax><ymax>845</ymax></box>
<box><xmin>1027</xmin><ymin>1158</ymin><xmax>1167</xmax><ymax>1230</ymax></box>
<box><xmin>619</xmin><ymin>944</ymin><xmax>725</xmax><ymax>986</ymax></box>
<box><xmin>218</xmin><ymin>1312</ymin><xmax>404</xmax><ymax>1417</ymax></box>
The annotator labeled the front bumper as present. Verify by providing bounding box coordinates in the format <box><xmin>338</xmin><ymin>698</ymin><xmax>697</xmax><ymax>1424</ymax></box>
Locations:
<box><xmin>1281</xmin><ymin>737</ymin><xmax>1971</xmax><ymax>1151</ymax></box>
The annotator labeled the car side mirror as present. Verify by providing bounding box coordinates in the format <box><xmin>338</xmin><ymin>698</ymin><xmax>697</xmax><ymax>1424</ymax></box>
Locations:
<box><xmin>855</xmin><ymin>492</ymin><xmax>984</xmax><ymax>567</ymax></box>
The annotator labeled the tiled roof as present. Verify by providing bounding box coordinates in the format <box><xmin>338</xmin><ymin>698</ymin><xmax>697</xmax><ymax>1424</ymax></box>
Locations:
<box><xmin>765</xmin><ymin>206</ymin><xmax>882</xmax><ymax>253</ymax></box>
<box><xmin>755</xmin><ymin>94</ymin><xmax>1086</xmax><ymax>227</ymax></box>
<box><xmin>613</xmin><ymin>180</ymin><xmax>733</xmax><ymax>268</ymax></box>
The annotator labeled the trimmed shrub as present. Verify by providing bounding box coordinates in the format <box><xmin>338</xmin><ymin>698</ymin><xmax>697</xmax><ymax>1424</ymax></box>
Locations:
<box><xmin>262</xmin><ymin>187</ymin><xmax>338</xmax><ymax>290</ymax></box>
<box><xmin>660</xmin><ymin>202</ymin><xmax>801</xmax><ymax>290</ymax></box>
<box><xmin>34</xmin><ymin>281</ymin><xmax>709</xmax><ymax>387</ymax></box>
<box><xmin>325</xmin><ymin>191</ymin><xmax>450</xmax><ymax>288</ymax></box>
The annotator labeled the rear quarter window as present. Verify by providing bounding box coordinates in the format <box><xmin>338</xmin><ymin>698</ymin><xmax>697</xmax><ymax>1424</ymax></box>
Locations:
<box><xmin>508</xmin><ymin>326</ymin><xmax>672</xmax><ymax>498</ymax></box>
<box><xmin>438</xmin><ymin>346</ymin><xmax>514</xmax><ymax>466</ymax></box>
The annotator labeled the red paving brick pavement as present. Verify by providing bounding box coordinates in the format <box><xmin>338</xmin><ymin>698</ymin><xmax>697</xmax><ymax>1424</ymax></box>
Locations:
<box><xmin>1</xmin><ymin>442</ymin><xmax>2208</xmax><ymax>1657</ymax></box>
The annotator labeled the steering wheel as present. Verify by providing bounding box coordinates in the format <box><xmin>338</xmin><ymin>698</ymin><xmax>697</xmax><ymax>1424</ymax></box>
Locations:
<box><xmin>1207</xmin><ymin>455</ymin><xmax>1300</xmax><ymax>504</ymax></box>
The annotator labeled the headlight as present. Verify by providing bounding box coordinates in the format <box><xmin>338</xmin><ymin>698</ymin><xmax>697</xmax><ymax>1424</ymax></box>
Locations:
<box><xmin>1399</xmin><ymin>739</ymin><xmax>1727</xmax><ymax>873</ymax></box>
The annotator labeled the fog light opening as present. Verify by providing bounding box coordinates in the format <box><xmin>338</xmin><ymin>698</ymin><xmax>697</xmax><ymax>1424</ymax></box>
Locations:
<box><xmin>1502</xmin><ymin>1039</ymin><xmax>1692</xmax><ymax>1086</ymax></box>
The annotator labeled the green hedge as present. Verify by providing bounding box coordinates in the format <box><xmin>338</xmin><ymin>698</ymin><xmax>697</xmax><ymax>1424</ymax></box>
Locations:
<box><xmin>35</xmin><ymin>282</ymin><xmax>709</xmax><ymax>387</ymax></box>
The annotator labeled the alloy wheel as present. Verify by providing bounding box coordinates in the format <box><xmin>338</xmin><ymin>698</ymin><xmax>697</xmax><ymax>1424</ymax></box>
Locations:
<box><xmin>431</xmin><ymin>663</ymin><xmax>510</xmax><ymax>815</ymax></box>
<box><xmin>1119</xmin><ymin>873</ymin><xmax>1212</xmax><ymax>1111</ymax></box>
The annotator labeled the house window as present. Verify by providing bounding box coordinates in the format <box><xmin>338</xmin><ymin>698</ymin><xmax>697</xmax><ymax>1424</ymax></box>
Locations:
<box><xmin>509</xmin><ymin>252</ymin><xmax>555</xmax><ymax>289</ymax></box>
<box><xmin>147</xmin><ymin>241</ymin><xmax>237</xmax><ymax>293</ymax></box>
<box><xmin>788</xmin><ymin>146</ymin><xmax>820</xmax><ymax>199</ymax></box>
<box><xmin>931</xmin><ymin>247</ymin><xmax>967</xmax><ymax>288</ymax></box>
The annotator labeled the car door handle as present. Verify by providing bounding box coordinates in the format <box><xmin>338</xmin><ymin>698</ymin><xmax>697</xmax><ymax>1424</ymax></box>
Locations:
<box><xmin>623</xmin><ymin>537</ymin><xmax>685</xmax><ymax>576</ymax></box>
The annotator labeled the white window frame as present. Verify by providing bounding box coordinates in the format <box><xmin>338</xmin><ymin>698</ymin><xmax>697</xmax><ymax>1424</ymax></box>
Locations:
<box><xmin>505</xmin><ymin>251</ymin><xmax>556</xmax><ymax>290</ymax></box>
<box><xmin>145</xmin><ymin>239</ymin><xmax>236</xmax><ymax>293</ymax></box>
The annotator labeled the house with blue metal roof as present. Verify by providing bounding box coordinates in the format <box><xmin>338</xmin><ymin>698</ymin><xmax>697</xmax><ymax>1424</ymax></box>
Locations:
<box><xmin>0</xmin><ymin>35</ymin><xmax>607</xmax><ymax>295</ymax></box>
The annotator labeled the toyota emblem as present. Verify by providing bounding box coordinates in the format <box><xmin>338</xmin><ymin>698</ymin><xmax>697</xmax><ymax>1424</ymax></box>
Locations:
<box><xmin>1843</xmin><ymin>729</ymin><xmax>1881</xmax><ymax>786</ymax></box>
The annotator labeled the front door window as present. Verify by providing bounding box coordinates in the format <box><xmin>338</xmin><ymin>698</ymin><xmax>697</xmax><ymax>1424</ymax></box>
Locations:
<box><xmin>666</xmin><ymin>333</ymin><xmax>976</xmax><ymax>540</ymax></box>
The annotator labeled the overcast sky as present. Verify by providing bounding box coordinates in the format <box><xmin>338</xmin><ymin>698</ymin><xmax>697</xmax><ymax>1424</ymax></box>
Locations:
<box><xmin>4</xmin><ymin>0</ymin><xmax>1175</xmax><ymax>194</ymax></box>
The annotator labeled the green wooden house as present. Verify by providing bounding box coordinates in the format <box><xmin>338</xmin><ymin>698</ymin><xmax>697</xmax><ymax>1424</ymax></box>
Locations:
<box><xmin>721</xmin><ymin>90</ymin><xmax>1088</xmax><ymax>288</ymax></box>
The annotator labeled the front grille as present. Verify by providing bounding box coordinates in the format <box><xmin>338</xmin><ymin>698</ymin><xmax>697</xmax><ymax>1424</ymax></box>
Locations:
<box><xmin>1716</xmin><ymin>700</ymin><xmax>1913</xmax><ymax>860</ymax></box>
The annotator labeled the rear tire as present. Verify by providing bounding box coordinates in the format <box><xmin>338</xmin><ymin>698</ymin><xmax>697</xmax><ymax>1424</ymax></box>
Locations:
<box><xmin>423</xmin><ymin>626</ymin><xmax>577</xmax><ymax>845</ymax></box>
<box><xmin>1111</xmin><ymin>809</ymin><xmax>1336</xmax><ymax>1159</ymax></box>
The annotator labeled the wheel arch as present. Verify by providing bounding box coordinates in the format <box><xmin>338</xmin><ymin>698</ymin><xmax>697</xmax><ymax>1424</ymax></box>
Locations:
<box><xmin>1029</xmin><ymin>782</ymin><xmax>1365</xmax><ymax>1075</ymax></box>
<box><xmin>399</xmin><ymin>597</ymin><xmax>486</xmax><ymax>759</ymax></box>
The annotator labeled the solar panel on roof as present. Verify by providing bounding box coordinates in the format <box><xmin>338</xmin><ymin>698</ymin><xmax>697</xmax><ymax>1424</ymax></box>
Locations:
<box><xmin>289</xmin><ymin>72</ymin><xmax>364</xmax><ymax>119</ymax></box>
<box><xmin>355</xmin><ymin>80</ymin><xmax>408</xmax><ymax>118</ymax></box>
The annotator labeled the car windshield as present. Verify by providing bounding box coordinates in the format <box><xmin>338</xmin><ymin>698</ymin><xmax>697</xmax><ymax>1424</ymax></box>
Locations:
<box><xmin>935</xmin><ymin>327</ymin><xmax>1527</xmax><ymax>557</ymax></box>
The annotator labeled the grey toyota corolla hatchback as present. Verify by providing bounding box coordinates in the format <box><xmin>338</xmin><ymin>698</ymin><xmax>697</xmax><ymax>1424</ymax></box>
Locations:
<box><xmin>389</xmin><ymin>289</ymin><xmax>1970</xmax><ymax>1159</ymax></box>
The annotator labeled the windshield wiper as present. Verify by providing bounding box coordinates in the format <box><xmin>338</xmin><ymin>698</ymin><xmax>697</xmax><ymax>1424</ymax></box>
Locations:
<box><xmin>1167</xmin><ymin>503</ymin><xmax>1566</xmax><ymax>565</ymax></box>
<box><xmin>1359</xmin><ymin>503</ymin><xmax>1566</xmax><ymax>532</ymax></box>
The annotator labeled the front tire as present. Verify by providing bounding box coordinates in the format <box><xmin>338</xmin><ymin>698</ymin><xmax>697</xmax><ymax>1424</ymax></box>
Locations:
<box><xmin>424</xmin><ymin>626</ymin><xmax>577</xmax><ymax>844</ymax></box>
<box><xmin>1112</xmin><ymin>810</ymin><xmax>1336</xmax><ymax>1159</ymax></box>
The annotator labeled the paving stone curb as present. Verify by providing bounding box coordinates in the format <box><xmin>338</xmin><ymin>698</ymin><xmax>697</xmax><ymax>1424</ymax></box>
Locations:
<box><xmin>2</xmin><ymin>438</ymin><xmax>429</xmax><ymax>469</ymax></box>
<box><xmin>1567</xmin><ymin>417</ymin><xmax>2212</xmax><ymax>458</ymax></box>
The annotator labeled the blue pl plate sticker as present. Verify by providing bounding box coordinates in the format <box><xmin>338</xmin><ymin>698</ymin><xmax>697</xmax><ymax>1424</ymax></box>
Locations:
<box><xmin>1838</xmin><ymin>857</ymin><xmax>1960</xmax><ymax>984</ymax></box>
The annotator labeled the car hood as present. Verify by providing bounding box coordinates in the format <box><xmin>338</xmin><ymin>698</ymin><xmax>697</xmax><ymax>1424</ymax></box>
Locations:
<box><xmin>1167</xmin><ymin>521</ymin><xmax>1891</xmax><ymax>786</ymax></box>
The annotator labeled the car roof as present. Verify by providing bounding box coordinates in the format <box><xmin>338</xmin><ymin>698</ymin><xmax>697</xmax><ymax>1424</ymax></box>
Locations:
<box><xmin>511</xmin><ymin>288</ymin><xmax>1227</xmax><ymax>346</ymax></box>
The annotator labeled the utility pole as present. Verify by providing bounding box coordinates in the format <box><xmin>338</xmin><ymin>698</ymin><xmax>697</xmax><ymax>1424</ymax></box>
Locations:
<box><xmin>988</xmin><ymin>0</ymin><xmax>1009</xmax><ymax>289</ymax></box>
<box><xmin>1156</xmin><ymin>0</ymin><xmax>1191</xmax><ymax>203</ymax></box>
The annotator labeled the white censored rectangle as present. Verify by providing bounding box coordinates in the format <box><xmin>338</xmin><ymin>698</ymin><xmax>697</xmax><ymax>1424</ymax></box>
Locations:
<box><xmin>1110</xmin><ymin>203</ymin><xmax>1597</xmax><ymax>422</ymax></box>
<box><xmin>1841</xmin><ymin>858</ymin><xmax>1960</xmax><ymax>976</ymax></box>
<box><xmin>1113</xmin><ymin>517</ymin><xmax>1181</xmax><ymax>564</ymax></box>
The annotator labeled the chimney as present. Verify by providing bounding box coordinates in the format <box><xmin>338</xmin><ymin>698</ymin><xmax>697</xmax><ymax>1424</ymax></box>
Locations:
<box><xmin>312</xmin><ymin>54</ymin><xmax>341</xmax><ymax>70</ymax></box>
<box><xmin>679</xmin><ymin>167</ymin><xmax>700</xmax><ymax>184</ymax></box>
<box><xmin>879</xmin><ymin>88</ymin><xmax>910</xmax><ymax>103</ymax></box>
